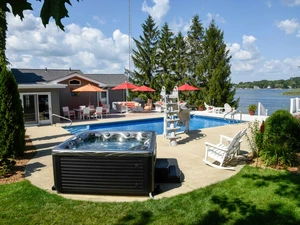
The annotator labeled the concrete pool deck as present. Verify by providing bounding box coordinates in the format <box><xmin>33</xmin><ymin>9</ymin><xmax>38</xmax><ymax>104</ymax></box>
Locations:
<box><xmin>24</xmin><ymin>111</ymin><xmax>266</xmax><ymax>202</ymax></box>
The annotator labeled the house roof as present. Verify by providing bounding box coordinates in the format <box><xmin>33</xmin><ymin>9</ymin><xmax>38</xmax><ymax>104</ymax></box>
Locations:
<box><xmin>85</xmin><ymin>74</ymin><xmax>128</xmax><ymax>87</ymax></box>
<box><xmin>11</xmin><ymin>68</ymin><xmax>85</xmax><ymax>84</ymax></box>
<box><xmin>11</xmin><ymin>68</ymin><xmax>129</xmax><ymax>88</ymax></box>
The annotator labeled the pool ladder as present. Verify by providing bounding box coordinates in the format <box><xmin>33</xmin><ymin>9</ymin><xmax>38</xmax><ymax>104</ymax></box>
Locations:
<box><xmin>51</xmin><ymin>114</ymin><xmax>72</xmax><ymax>126</ymax></box>
<box><xmin>223</xmin><ymin>110</ymin><xmax>242</xmax><ymax>124</ymax></box>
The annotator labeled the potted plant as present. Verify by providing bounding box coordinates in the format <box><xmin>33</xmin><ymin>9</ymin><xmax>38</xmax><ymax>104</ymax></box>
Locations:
<box><xmin>248</xmin><ymin>104</ymin><xmax>257</xmax><ymax>115</ymax></box>
<box><xmin>195</xmin><ymin>100</ymin><xmax>205</xmax><ymax>111</ymax></box>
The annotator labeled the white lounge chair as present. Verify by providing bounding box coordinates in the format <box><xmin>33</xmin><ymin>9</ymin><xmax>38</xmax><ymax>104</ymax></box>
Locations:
<box><xmin>204</xmin><ymin>102</ymin><xmax>214</xmax><ymax>113</ymax></box>
<box><xmin>224</xmin><ymin>103</ymin><xmax>234</xmax><ymax>113</ymax></box>
<box><xmin>203</xmin><ymin>128</ymin><xmax>247</xmax><ymax>170</ymax></box>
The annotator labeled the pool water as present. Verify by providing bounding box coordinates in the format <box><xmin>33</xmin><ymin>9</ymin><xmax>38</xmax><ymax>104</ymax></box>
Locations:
<box><xmin>64</xmin><ymin>115</ymin><xmax>237</xmax><ymax>135</ymax></box>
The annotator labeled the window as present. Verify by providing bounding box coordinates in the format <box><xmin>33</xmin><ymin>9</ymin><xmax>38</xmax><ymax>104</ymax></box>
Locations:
<box><xmin>69</xmin><ymin>79</ymin><xmax>81</xmax><ymax>85</ymax></box>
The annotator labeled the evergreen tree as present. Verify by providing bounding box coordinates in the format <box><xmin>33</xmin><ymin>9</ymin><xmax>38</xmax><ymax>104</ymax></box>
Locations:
<box><xmin>156</xmin><ymin>23</ymin><xmax>175</xmax><ymax>94</ymax></box>
<box><xmin>173</xmin><ymin>32</ymin><xmax>190</xmax><ymax>101</ymax></box>
<box><xmin>0</xmin><ymin>10</ymin><xmax>7</xmax><ymax>68</ymax></box>
<box><xmin>197</xmin><ymin>20</ymin><xmax>238</xmax><ymax>108</ymax></box>
<box><xmin>186</xmin><ymin>14</ymin><xmax>205</xmax><ymax>105</ymax></box>
<box><xmin>0</xmin><ymin>69</ymin><xmax>25</xmax><ymax>158</ymax></box>
<box><xmin>131</xmin><ymin>15</ymin><xmax>159</xmax><ymax>100</ymax></box>
<box><xmin>173</xmin><ymin>32</ymin><xmax>188</xmax><ymax>84</ymax></box>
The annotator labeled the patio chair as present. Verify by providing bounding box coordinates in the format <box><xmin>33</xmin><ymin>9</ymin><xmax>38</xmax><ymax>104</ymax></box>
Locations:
<box><xmin>62</xmin><ymin>106</ymin><xmax>76</xmax><ymax>119</ymax></box>
<box><xmin>82</xmin><ymin>107</ymin><xmax>91</xmax><ymax>120</ymax></box>
<box><xmin>203</xmin><ymin>128</ymin><xmax>247</xmax><ymax>170</ymax></box>
<box><xmin>224</xmin><ymin>103</ymin><xmax>234</xmax><ymax>113</ymax></box>
<box><xmin>93</xmin><ymin>107</ymin><xmax>103</xmax><ymax>119</ymax></box>
<box><xmin>144</xmin><ymin>99</ymin><xmax>153</xmax><ymax>111</ymax></box>
<box><xmin>103</xmin><ymin>104</ymin><xmax>110</xmax><ymax>117</ymax></box>
<box><xmin>204</xmin><ymin>102</ymin><xmax>214</xmax><ymax>113</ymax></box>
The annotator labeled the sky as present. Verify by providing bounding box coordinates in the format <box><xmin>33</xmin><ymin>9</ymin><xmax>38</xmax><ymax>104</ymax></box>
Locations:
<box><xmin>5</xmin><ymin>0</ymin><xmax>300</xmax><ymax>83</ymax></box>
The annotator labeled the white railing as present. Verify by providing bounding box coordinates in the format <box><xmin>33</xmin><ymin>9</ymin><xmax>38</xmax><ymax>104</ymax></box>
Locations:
<box><xmin>290</xmin><ymin>97</ymin><xmax>300</xmax><ymax>114</ymax></box>
<box><xmin>258</xmin><ymin>102</ymin><xmax>268</xmax><ymax>116</ymax></box>
<box><xmin>51</xmin><ymin>114</ymin><xmax>72</xmax><ymax>126</ymax></box>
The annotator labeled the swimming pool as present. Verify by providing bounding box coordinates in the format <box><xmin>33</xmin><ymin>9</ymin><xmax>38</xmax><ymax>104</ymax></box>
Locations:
<box><xmin>64</xmin><ymin>115</ymin><xmax>237</xmax><ymax>135</ymax></box>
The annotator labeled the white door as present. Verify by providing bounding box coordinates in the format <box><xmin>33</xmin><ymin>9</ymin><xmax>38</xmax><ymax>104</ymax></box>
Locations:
<box><xmin>21</xmin><ymin>93</ymin><xmax>52</xmax><ymax>125</ymax></box>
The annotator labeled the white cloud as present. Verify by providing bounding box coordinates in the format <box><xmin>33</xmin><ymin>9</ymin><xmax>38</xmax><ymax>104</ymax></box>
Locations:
<box><xmin>142</xmin><ymin>0</ymin><xmax>170</xmax><ymax>24</ymax></box>
<box><xmin>169</xmin><ymin>17</ymin><xmax>191</xmax><ymax>34</ymax></box>
<box><xmin>93</xmin><ymin>16</ymin><xmax>105</xmax><ymax>25</ymax></box>
<box><xmin>6</xmin><ymin>12</ymin><xmax>131</xmax><ymax>73</ymax></box>
<box><xmin>277</xmin><ymin>18</ymin><xmax>299</xmax><ymax>34</ymax></box>
<box><xmin>229</xmin><ymin>35</ymin><xmax>261</xmax><ymax>62</ymax></box>
<box><xmin>206</xmin><ymin>13</ymin><xmax>226</xmax><ymax>23</ymax></box>
<box><xmin>282</xmin><ymin>0</ymin><xmax>300</xmax><ymax>6</ymax></box>
<box><xmin>267</xmin><ymin>1</ymin><xmax>272</xmax><ymax>7</ymax></box>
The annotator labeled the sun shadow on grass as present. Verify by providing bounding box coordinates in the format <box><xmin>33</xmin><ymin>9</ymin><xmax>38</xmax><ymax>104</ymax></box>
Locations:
<box><xmin>195</xmin><ymin>194</ymin><xmax>300</xmax><ymax>225</ymax></box>
<box><xmin>116</xmin><ymin>210</ymin><xmax>153</xmax><ymax>225</ymax></box>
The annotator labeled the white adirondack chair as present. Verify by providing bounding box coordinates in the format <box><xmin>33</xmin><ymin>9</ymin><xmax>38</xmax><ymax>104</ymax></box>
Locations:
<box><xmin>204</xmin><ymin>102</ymin><xmax>214</xmax><ymax>113</ymax></box>
<box><xmin>203</xmin><ymin>128</ymin><xmax>247</xmax><ymax>170</ymax></box>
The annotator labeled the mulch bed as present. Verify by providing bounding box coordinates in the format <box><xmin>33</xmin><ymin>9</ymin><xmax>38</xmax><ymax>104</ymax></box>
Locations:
<box><xmin>0</xmin><ymin>136</ymin><xmax>37</xmax><ymax>184</ymax></box>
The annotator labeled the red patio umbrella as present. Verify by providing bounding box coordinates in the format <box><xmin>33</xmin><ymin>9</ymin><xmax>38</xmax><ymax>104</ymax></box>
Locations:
<box><xmin>177</xmin><ymin>83</ymin><xmax>200</xmax><ymax>91</ymax></box>
<box><xmin>72</xmin><ymin>83</ymin><xmax>105</xmax><ymax>106</ymax></box>
<box><xmin>132</xmin><ymin>85</ymin><xmax>156</xmax><ymax>92</ymax></box>
<box><xmin>111</xmin><ymin>81</ymin><xmax>139</xmax><ymax>90</ymax></box>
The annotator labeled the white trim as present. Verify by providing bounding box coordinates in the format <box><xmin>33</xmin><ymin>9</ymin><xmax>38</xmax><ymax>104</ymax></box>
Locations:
<box><xmin>18</xmin><ymin>84</ymin><xmax>67</xmax><ymax>89</ymax></box>
<box><xmin>50</xmin><ymin>73</ymin><xmax>107</xmax><ymax>87</ymax></box>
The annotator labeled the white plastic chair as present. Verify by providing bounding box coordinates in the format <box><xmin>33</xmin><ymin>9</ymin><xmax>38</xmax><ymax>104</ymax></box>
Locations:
<box><xmin>82</xmin><ymin>107</ymin><xmax>91</xmax><ymax>120</ymax></box>
<box><xmin>203</xmin><ymin>128</ymin><xmax>247</xmax><ymax>170</ymax></box>
<box><xmin>93</xmin><ymin>107</ymin><xmax>103</xmax><ymax>119</ymax></box>
<box><xmin>62</xmin><ymin>106</ymin><xmax>76</xmax><ymax>119</ymax></box>
<box><xmin>224</xmin><ymin>103</ymin><xmax>234</xmax><ymax>113</ymax></box>
<box><xmin>204</xmin><ymin>102</ymin><xmax>214</xmax><ymax>113</ymax></box>
<box><xmin>103</xmin><ymin>104</ymin><xmax>110</xmax><ymax>117</ymax></box>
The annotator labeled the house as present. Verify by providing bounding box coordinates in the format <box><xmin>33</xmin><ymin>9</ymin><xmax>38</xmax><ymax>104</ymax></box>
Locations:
<box><xmin>11</xmin><ymin>68</ymin><xmax>128</xmax><ymax>126</ymax></box>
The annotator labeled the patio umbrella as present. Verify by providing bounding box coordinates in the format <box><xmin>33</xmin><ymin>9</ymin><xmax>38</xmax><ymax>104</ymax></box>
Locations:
<box><xmin>111</xmin><ymin>81</ymin><xmax>139</xmax><ymax>113</ymax></box>
<box><xmin>132</xmin><ymin>85</ymin><xmax>156</xmax><ymax>92</ymax></box>
<box><xmin>177</xmin><ymin>83</ymin><xmax>200</xmax><ymax>91</ymax></box>
<box><xmin>111</xmin><ymin>81</ymin><xmax>139</xmax><ymax>90</ymax></box>
<box><xmin>72</xmin><ymin>83</ymin><xmax>105</xmax><ymax>106</ymax></box>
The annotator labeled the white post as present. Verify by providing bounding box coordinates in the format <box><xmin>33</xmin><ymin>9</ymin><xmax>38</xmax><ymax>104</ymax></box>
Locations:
<box><xmin>290</xmin><ymin>98</ymin><xmax>295</xmax><ymax>114</ymax></box>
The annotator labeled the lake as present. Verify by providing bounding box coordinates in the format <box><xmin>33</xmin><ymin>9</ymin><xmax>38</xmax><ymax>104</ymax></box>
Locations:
<box><xmin>234</xmin><ymin>89</ymin><xmax>299</xmax><ymax>115</ymax></box>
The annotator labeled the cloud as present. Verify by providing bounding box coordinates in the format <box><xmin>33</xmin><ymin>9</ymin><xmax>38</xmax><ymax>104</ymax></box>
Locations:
<box><xmin>142</xmin><ymin>0</ymin><xmax>170</xmax><ymax>23</ymax></box>
<box><xmin>6</xmin><ymin>12</ymin><xmax>131</xmax><ymax>73</ymax></box>
<box><xmin>206</xmin><ymin>13</ymin><xmax>226</xmax><ymax>24</ymax></box>
<box><xmin>227</xmin><ymin>35</ymin><xmax>263</xmax><ymax>81</ymax></box>
<box><xmin>93</xmin><ymin>16</ymin><xmax>105</xmax><ymax>25</ymax></box>
<box><xmin>281</xmin><ymin>0</ymin><xmax>300</xmax><ymax>6</ymax></box>
<box><xmin>229</xmin><ymin>35</ymin><xmax>261</xmax><ymax>62</ymax></box>
<box><xmin>267</xmin><ymin>1</ymin><xmax>272</xmax><ymax>7</ymax></box>
<box><xmin>169</xmin><ymin>17</ymin><xmax>191</xmax><ymax>34</ymax></box>
<box><xmin>277</xmin><ymin>18</ymin><xmax>299</xmax><ymax>34</ymax></box>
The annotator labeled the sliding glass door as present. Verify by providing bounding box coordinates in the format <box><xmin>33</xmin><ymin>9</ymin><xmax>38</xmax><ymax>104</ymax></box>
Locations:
<box><xmin>21</xmin><ymin>93</ymin><xmax>52</xmax><ymax>125</ymax></box>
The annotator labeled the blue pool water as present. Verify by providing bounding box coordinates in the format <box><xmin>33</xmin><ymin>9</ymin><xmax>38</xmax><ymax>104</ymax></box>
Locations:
<box><xmin>64</xmin><ymin>115</ymin><xmax>237</xmax><ymax>135</ymax></box>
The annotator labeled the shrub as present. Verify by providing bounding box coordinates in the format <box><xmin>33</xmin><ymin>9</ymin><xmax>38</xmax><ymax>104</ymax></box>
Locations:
<box><xmin>0</xmin><ymin>69</ymin><xmax>25</xmax><ymax>158</ymax></box>
<box><xmin>260</xmin><ymin>109</ymin><xmax>300</xmax><ymax>167</ymax></box>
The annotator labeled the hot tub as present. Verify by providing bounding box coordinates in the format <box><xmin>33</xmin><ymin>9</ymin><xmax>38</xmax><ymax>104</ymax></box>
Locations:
<box><xmin>52</xmin><ymin>131</ymin><xmax>156</xmax><ymax>196</ymax></box>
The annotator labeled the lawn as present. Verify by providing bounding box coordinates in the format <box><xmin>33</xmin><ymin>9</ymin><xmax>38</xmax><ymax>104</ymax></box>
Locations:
<box><xmin>1</xmin><ymin>166</ymin><xmax>300</xmax><ymax>225</ymax></box>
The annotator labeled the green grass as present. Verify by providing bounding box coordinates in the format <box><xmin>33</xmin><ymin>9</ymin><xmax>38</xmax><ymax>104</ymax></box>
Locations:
<box><xmin>1</xmin><ymin>166</ymin><xmax>300</xmax><ymax>225</ymax></box>
<box><xmin>282</xmin><ymin>89</ymin><xmax>300</xmax><ymax>96</ymax></box>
